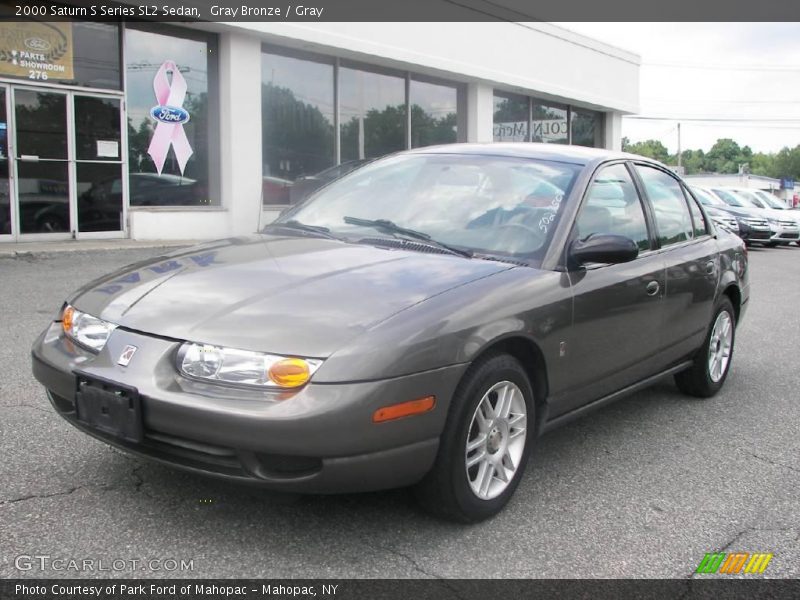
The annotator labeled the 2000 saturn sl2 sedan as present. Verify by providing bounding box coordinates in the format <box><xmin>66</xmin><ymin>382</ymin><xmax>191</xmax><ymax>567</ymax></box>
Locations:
<box><xmin>32</xmin><ymin>144</ymin><xmax>749</xmax><ymax>522</ymax></box>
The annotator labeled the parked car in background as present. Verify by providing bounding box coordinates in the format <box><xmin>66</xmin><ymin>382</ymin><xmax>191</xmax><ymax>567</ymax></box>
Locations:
<box><xmin>688</xmin><ymin>188</ymin><xmax>740</xmax><ymax>234</ymax></box>
<box><xmin>32</xmin><ymin>144</ymin><xmax>749</xmax><ymax>522</ymax></box>
<box><xmin>695</xmin><ymin>187</ymin><xmax>772</xmax><ymax>245</ymax></box>
<box><xmin>726</xmin><ymin>187</ymin><xmax>800</xmax><ymax>247</ymax></box>
<box><xmin>262</xmin><ymin>175</ymin><xmax>294</xmax><ymax>205</ymax></box>
<box><xmin>751</xmin><ymin>190</ymin><xmax>788</xmax><ymax>210</ymax></box>
<box><xmin>750</xmin><ymin>190</ymin><xmax>800</xmax><ymax>246</ymax></box>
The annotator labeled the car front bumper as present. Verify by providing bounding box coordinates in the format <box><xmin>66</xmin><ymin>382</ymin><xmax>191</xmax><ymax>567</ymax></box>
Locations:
<box><xmin>769</xmin><ymin>223</ymin><xmax>800</xmax><ymax>243</ymax></box>
<box><xmin>737</xmin><ymin>223</ymin><xmax>772</xmax><ymax>242</ymax></box>
<box><xmin>32</xmin><ymin>323</ymin><xmax>468</xmax><ymax>493</ymax></box>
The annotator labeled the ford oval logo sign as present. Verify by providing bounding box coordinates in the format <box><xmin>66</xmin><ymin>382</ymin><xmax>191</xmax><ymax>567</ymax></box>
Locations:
<box><xmin>25</xmin><ymin>37</ymin><xmax>51</xmax><ymax>51</ymax></box>
<box><xmin>149</xmin><ymin>105</ymin><xmax>190</xmax><ymax>125</ymax></box>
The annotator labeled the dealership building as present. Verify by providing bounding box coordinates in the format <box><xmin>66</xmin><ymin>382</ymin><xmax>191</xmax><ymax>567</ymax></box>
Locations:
<box><xmin>0</xmin><ymin>18</ymin><xmax>640</xmax><ymax>243</ymax></box>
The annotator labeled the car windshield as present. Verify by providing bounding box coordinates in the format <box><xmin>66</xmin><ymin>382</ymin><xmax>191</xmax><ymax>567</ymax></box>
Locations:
<box><xmin>734</xmin><ymin>190</ymin><xmax>765</xmax><ymax>208</ymax></box>
<box><xmin>712</xmin><ymin>188</ymin><xmax>745</xmax><ymax>207</ymax></box>
<box><xmin>755</xmin><ymin>191</ymin><xmax>785</xmax><ymax>209</ymax></box>
<box><xmin>277</xmin><ymin>153</ymin><xmax>581</xmax><ymax>262</ymax></box>
<box><xmin>692</xmin><ymin>188</ymin><xmax>725</xmax><ymax>207</ymax></box>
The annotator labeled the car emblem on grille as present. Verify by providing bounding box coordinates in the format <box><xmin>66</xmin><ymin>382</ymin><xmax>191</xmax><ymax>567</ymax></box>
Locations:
<box><xmin>118</xmin><ymin>345</ymin><xmax>138</xmax><ymax>366</ymax></box>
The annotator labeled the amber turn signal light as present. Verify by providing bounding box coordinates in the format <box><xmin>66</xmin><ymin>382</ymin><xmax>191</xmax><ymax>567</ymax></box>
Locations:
<box><xmin>61</xmin><ymin>305</ymin><xmax>75</xmax><ymax>334</ymax></box>
<box><xmin>373</xmin><ymin>396</ymin><xmax>436</xmax><ymax>423</ymax></box>
<box><xmin>268</xmin><ymin>357</ymin><xmax>312</xmax><ymax>388</ymax></box>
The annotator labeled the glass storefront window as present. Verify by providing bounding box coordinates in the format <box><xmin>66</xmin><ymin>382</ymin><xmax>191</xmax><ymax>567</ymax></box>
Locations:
<box><xmin>262</xmin><ymin>50</ymin><xmax>334</xmax><ymax>205</ymax></box>
<box><xmin>493</xmin><ymin>90</ymin><xmax>606</xmax><ymax>149</ymax></box>
<box><xmin>259</xmin><ymin>50</ymin><xmax>464</xmax><ymax>205</ymax></box>
<box><xmin>410</xmin><ymin>79</ymin><xmax>457</xmax><ymax>148</ymax></box>
<box><xmin>493</xmin><ymin>92</ymin><xmax>528</xmax><ymax>142</ymax></box>
<box><xmin>571</xmin><ymin>108</ymin><xmax>604</xmax><ymax>148</ymax></box>
<box><xmin>532</xmin><ymin>101</ymin><xmax>568</xmax><ymax>144</ymax></box>
<box><xmin>0</xmin><ymin>22</ymin><xmax>121</xmax><ymax>90</ymax></box>
<box><xmin>125</xmin><ymin>26</ymin><xmax>217</xmax><ymax>206</ymax></box>
<box><xmin>340</xmin><ymin>67</ymin><xmax>405</xmax><ymax>162</ymax></box>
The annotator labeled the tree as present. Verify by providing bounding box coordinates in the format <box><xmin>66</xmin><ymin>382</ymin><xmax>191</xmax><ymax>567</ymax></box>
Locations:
<box><xmin>772</xmin><ymin>146</ymin><xmax>800</xmax><ymax>180</ymax></box>
<box><xmin>675</xmin><ymin>148</ymin><xmax>705</xmax><ymax>175</ymax></box>
<box><xmin>704</xmin><ymin>138</ymin><xmax>752</xmax><ymax>174</ymax></box>
<box><xmin>623</xmin><ymin>139</ymin><xmax>670</xmax><ymax>163</ymax></box>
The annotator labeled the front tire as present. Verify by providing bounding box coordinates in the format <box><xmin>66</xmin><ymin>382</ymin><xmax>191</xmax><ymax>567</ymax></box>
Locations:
<box><xmin>415</xmin><ymin>353</ymin><xmax>534</xmax><ymax>522</ymax></box>
<box><xmin>674</xmin><ymin>298</ymin><xmax>736</xmax><ymax>398</ymax></box>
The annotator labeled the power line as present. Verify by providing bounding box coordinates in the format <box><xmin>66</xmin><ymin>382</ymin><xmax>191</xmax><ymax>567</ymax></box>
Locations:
<box><xmin>642</xmin><ymin>98</ymin><xmax>800</xmax><ymax>105</ymax></box>
<box><xmin>643</xmin><ymin>61</ymin><xmax>800</xmax><ymax>72</ymax></box>
<box><xmin>624</xmin><ymin>116</ymin><xmax>800</xmax><ymax>123</ymax></box>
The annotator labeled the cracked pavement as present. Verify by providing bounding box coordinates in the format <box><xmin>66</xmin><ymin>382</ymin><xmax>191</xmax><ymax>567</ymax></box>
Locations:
<box><xmin>0</xmin><ymin>245</ymin><xmax>798</xmax><ymax>578</ymax></box>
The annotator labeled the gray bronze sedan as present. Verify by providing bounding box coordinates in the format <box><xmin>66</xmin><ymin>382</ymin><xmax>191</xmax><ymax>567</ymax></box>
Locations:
<box><xmin>32</xmin><ymin>144</ymin><xmax>749</xmax><ymax>522</ymax></box>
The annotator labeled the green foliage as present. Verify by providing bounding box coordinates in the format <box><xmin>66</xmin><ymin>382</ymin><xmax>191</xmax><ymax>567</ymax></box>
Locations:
<box><xmin>624</xmin><ymin>136</ymin><xmax>800</xmax><ymax>179</ymax></box>
<box><xmin>623</xmin><ymin>139</ymin><xmax>670</xmax><ymax>163</ymax></box>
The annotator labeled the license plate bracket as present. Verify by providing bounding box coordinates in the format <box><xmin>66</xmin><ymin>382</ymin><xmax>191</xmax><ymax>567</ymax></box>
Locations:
<box><xmin>75</xmin><ymin>375</ymin><xmax>143</xmax><ymax>443</ymax></box>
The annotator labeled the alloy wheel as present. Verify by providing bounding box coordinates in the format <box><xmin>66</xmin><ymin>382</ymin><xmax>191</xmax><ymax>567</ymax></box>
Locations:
<box><xmin>465</xmin><ymin>380</ymin><xmax>527</xmax><ymax>500</ymax></box>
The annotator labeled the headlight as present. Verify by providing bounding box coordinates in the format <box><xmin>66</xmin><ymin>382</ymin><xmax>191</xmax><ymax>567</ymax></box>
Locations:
<box><xmin>61</xmin><ymin>305</ymin><xmax>117</xmax><ymax>352</ymax></box>
<box><xmin>177</xmin><ymin>342</ymin><xmax>322</xmax><ymax>389</ymax></box>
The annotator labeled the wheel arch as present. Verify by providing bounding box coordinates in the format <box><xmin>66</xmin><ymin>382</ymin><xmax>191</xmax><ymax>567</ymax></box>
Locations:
<box><xmin>722</xmin><ymin>283</ymin><xmax>742</xmax><ymax>323</ymax></box>
<box><xmin>462</xmin><ymin>334</ymin><xmax>549</xmax><ymax>428</ymax></box>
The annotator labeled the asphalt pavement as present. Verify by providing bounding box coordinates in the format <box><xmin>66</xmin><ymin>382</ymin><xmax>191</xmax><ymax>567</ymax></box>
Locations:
<box><xmin>1</xmin><ymin>244</ymin><xmax>798</xmax><ymax>579</ymax></box>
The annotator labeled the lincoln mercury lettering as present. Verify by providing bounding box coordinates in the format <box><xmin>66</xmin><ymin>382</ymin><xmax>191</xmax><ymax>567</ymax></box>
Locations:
<box><xmin>32</xmin><ymin>144</ymin><xmax>749</xmax><ymax>522</ymax></box>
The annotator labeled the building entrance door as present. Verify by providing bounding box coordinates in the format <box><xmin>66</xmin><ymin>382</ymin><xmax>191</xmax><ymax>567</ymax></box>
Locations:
<box><xmin>5</xmin><ymin>86</ymin><xmax>126</xmax><ymax>241</ymax></box>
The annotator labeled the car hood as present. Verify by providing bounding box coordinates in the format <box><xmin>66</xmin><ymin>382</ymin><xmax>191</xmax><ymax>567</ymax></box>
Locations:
<box><xmin>713</xmin><ymin>204</ymin><xmax>764</xmax><ymax>219</ymax></box>
<box><xmin>70</xmin><ymin>234</ymin><xmax>513</xmax><ymax>357</ymax></box>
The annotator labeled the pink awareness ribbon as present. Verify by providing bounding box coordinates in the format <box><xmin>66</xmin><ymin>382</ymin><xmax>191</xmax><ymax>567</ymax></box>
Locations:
<box><xmin>147</xmin><ymin>60</ymin><xmax>193</xmax><ymax>175</ymax></box>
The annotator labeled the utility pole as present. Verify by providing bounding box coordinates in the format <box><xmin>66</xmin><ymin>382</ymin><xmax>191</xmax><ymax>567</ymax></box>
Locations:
<box><xmin>677</xmin><ymin>122</ymin><xmax>682</xmax><ymax>170</ymax></box>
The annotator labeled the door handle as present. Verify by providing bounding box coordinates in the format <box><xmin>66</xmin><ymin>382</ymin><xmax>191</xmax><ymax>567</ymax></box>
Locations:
<box><xmin>646</xmin><ymin>280</ymin><xmax>660</xmax><ymax>296</ymax></box>
<box><xmin>705</xmin><ymin>261</ymin><xmax>716</xmax><ymax>274</ymax></box>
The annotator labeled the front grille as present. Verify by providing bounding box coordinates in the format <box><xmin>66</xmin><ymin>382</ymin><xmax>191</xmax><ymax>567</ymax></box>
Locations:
<box><xmin>48</xmin><ymin>388</ymin><xmax>322</xmax><ymax>482</ymax></box>
<box><xmin>779</xmin><ymin>220</ymin><xmax>798</xmax><ymax>228</ymax></box>
<box><xmin>141</xmin><ymin>432</ymin><xmax>246</xmax><ymax>475</ymax></box>
<box><xmin>779</xmin><ymin>232</ymin><xmax>799</xmax><ymax>239</ymax></box>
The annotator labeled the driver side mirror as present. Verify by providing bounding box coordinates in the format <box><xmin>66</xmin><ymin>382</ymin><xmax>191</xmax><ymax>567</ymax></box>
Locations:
<box><xmin>569</xmin><ymin>234</ymin><xmax>638</xmax><ymax>267</ymax></box>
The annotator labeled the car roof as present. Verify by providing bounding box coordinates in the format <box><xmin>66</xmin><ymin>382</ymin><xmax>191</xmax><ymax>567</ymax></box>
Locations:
<box><xmin>405</xmin><ymin>142</ymin><xmax>649</xmax><ymax>166</ymax></box>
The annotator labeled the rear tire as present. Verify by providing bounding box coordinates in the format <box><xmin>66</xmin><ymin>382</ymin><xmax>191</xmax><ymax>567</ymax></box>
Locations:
<box><xmin>674</xmin><ymin>298</ymin><xmax>736</xmax><ymax>398</ymax></box>
<box><xmin>415</xmin><ymin>353</ymin><xmax>534</xmax><ymax>523</ymax></box>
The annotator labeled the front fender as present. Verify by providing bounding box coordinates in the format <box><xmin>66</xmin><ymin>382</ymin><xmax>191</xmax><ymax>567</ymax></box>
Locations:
<box><xmin>313</xmin><ymin>268</ymin><xmax>572</xmax><ymax>385</ymax></box>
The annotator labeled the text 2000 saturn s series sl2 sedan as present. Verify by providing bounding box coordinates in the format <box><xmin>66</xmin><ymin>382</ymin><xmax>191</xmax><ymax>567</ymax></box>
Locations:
<box><xmin>32</xmin><ymin>144</ymin><xmax>749</xmax><ymax>522</ymax></box>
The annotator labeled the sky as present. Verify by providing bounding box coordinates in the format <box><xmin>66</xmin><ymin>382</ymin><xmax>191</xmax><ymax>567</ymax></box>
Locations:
<box><xmin>555</xmin><ymin>23</ymin><xmax>800</xmax><ymax>155</ymax></box>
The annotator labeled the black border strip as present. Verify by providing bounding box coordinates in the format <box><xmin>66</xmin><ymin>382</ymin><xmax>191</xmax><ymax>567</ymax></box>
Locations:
<box><xmin>1</xmin><ymin>0</ymin><xmax>799</xmax><ymax>22</ymax></box>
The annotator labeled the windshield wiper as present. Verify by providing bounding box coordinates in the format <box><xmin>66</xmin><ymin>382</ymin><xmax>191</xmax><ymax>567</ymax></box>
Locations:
<box><xmin>343</xmin><ymin>216</ymin><xmax>472</xmax><ymax>258</ymax></box>
<box><xmin>265</xmin><ymin>220</ymin><xmax>338</xmax><ymax>239</ymax></box>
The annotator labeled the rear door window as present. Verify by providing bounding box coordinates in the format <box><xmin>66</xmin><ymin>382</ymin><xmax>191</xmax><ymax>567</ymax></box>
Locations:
<box><xmin>635</xmin><ymin>165</ymin><xmax>693</xmax><ymax>247</ymax></box>
<box><xmin>684</xmin><ymin>188</ymin><xmax>709</xmax><ymax>238</ymax></box>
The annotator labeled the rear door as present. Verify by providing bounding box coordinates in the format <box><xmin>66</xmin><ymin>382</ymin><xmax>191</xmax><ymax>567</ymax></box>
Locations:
<box><xmin>554</xmin><ymin>162</ymin><xmax>666</xmax><ymax>417</ymax></box>
<box><xmin>633</xmin><ymin>164</ymin><xmax>718</xmax><ymax>365</ymax></box>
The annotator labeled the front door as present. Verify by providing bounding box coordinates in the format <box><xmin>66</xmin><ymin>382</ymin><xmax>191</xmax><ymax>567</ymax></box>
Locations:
<box><xmin>6</xmin><ymin>86</ymin><xmax>125</xmax><ymax>241</ymax></box>
<box><xmin>553</xmin><ymin>162</ymin><xmax>666</xmax><ymax>418</ymax></box>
